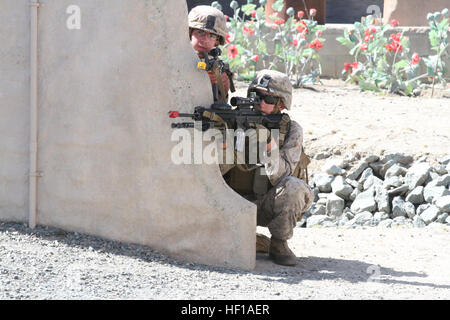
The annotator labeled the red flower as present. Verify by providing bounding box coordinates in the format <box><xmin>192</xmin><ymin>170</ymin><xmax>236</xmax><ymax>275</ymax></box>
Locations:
<box><xmin>316</xmin><ymin>30</ymin><xmax>323</xmax><ymax>36</ymax></box>
<box><xmin>364</xmin><ymin>35</ymin><xmax>370</xmax><ymax>42</ymax></box>
<box><xmin>251</xmin><ymin>10</ymin><xmax>257</xmax><ymax>18</ymax></box>
<box><xmin>274</xmin><ymin>19</ymin><xmax>285</xmax><ymax>25</ymax></box>
<box><xmin>385</xmin><ymin>33</ymin><xmax>403</xmax><ymax>52</ymax></box>
<box><xmin>297</xmin><ymin>11</ymin><xmax>305</xmax><ymax>19</ymax></box>
<box><xmin>411</xmin><ymin>53</ymin><xmax>421</xmax><ymax>65</ymax></box>
<box><xmin>390</xmin><ymin>33</ymin><xmax>402</xmax><ymax>42</ymax></box>
<box><xmin>386</xmin><ymin>42</ymin><xmax>402</xmax><ymax>52</ymax></box>
<box><xmin>315</xmin><ymin>40</ymin><xmax>323</xmax><ymax>50</ymax></box>
<box><xmin>391</xmin><ymin>19</ymin><xmax>399</xmax><ymax>27</ymax></box>
<box><xmin>360</xmin><ymin>43</ymin><xmax>368</xmax><ymax>50</ymax></box>
<box><xmin>251</xmin><ymin>55</ymin><xmax>259</xmax><ymax>62</ymax></box>
<box><xmin>310</xmin><ymin>8</ymin><xmax>317</xmax><ymax>16</ymax></box>
<box><xmin>308</xmin><ymin>39</ymin><xmax>323</xmax><ymax>50</ymax></box>
<box><xmin>364</xmin><ymin>29</ymin><xmax>371</xmax><ymax>37</ymax></box>
<box><xmin>344</xmin><ymin>62</ymin><xmax>352</xmax><ymax>73</ymax></box>
<box><xmin>371</xmin><ymin>27</ymin><xmax>377</xmax><ymax>34</ymax></box>
<box><xmin>394</xmin><ymin>44</ymin><xmax>403</xmax><ymax>52</ymax></box>
<box><xmin>296</xmin><ymin>21</ymin><xmax>308</xmax><ymax>33</ymax></box>
<box><xmin>228</xmin><ymin>45</ymin><xmax>238</xmax><ymax>59</ymax></box>
<box><xmin>226</xmin><ymin>33</ymin><xmax>231</xmax><ymax>44</ymax></box>
<box><xmin>292</xmin><ymin>39</ymin><xmax>298</xmax><ymax>46</ymax></box>
<box><xmin>243</xmin><ymin>26</ymin><xmax>255</xmax><ymax>35</ymax></box>
<box><xmin>344</xmin><ymin>62</ymin><xmax>358</xmax><ymax>74</ymax></box>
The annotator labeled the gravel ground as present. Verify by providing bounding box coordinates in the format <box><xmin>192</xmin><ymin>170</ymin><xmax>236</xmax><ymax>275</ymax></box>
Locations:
<box><xmin>1</xmin><ymin>221</ymin><xmax>449</xmax><ymax>300</ymax></box>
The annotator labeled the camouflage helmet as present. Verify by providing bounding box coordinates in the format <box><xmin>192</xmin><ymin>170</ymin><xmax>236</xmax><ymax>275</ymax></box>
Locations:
<box><xmin>248</xmin><ymin>70</ymin><xmax>293</xmax><ymax>110</ymax></box>
<box><xmin>188</xmin><ymin>6</ymin><xmax>227</xmax><ymax>45</ymax></box>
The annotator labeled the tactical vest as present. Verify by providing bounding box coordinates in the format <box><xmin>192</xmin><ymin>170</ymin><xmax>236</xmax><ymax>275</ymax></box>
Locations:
<box><xmin>225</xmin><ymin>116</ymin><xmax>310</xmax><ymax>197</ymax></box>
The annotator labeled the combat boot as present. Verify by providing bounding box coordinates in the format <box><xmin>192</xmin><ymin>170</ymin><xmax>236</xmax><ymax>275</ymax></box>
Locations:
<box><xmin>256</xmin><ymin>233</ymin><xmax>270</xmax><ymax>253</ymax></box>
<box><xmin>269</xmin><ymin>237</ymin><xmax>297</xmax><ymax>266</ymax></box>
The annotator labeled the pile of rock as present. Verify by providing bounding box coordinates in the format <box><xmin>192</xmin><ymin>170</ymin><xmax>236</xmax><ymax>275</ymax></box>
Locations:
<box><xmin>299</xmin><ymin>153</ymin><xmax>450</xmax><ymax>228</ymax></box>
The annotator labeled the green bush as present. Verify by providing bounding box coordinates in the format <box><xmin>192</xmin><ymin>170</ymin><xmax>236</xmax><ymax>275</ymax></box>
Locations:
<box><xmin>337</xmin><ymin>9</ymin><xmax>449</xmax><ymax>96</ymax></box>
<box><xmin>213</xmin><ymin>0</ymin><xmax>325</xmax><ymax>87</ymax></box>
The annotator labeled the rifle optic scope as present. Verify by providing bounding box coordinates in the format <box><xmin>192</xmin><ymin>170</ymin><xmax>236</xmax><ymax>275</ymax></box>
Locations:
<box><xmin>230</xmin><ymin>96</ymin><xmax>260</xmax><ymax>107</ymax></box>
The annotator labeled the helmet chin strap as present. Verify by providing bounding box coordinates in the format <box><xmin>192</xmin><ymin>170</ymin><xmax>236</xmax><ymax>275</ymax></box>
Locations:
<box><xmin>271</xmin><ymin>101</ymin><xmax>284</xmax><ymax>114</ymax></box>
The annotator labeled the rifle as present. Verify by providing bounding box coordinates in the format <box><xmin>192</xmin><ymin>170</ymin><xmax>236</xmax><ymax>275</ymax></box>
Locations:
<box><xmin>169</xmin><ymin>96</ymin><xmax>285</xmax><ymax>132</ymax></box>
<box><xmin>169</xmin><ymin>97</ymin><xmax>289</xmax><ymax>171</ymax></box>
<box><xmin>198</xmin><ymin>48</ymin><xmax>236</xmax><ymax>103</ymax></box>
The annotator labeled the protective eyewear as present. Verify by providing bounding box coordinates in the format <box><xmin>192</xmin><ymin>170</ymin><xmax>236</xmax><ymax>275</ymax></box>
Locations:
<box><xmin>193</xmin><ymin>29</ymin><xmax>219</xmax><ymax>41</ymax></box>
<box><xmin>255</xmin><ymin>92</ymin><xmax>280</xmax><ymax>105</ymax></box>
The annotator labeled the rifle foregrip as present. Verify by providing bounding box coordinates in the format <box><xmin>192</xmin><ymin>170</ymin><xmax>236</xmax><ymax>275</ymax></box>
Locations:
<box><xmin>229</xmin><ymin>77</ymin><xmax>236</xmax><ymax>92</ymax></box>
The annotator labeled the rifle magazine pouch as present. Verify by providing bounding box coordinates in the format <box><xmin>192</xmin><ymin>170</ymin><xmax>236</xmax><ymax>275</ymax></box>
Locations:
<box><xmin>253</xmin><ymin>167</ymin><xmax>269</xmax><ymax>197</ymax></box>
<box><xmin>228</xmin><ymin>166</ymin><xmax>255</xmax><ymax>196</ymax></box>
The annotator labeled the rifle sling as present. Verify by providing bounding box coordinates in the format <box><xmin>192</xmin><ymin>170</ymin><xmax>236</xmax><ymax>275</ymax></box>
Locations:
<box><xmin>213</xmin><ymin>63</ymin><xmax>227</xmax><ymax>103</ymax></box>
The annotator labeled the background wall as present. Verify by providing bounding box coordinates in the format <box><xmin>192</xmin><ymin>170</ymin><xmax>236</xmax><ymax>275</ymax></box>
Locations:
<box><xmin>0</xmin><ymin>0</ymin><xmax>256</xmax><ymax>270</ymax></box>
<box><xmin>186</xmin><ymin>0</ymin><xmax>385</xmax><ymax>23</ymax></box>
<box><xmin>383</xmin><ymin>0</ymin><xmax>450</xmax><ymax>26</ymax></box>
<box><xmin>0</xmin><ymin>0</ymin><xmax>30</xmax><ymax>222</ymax></box>
<box><xmin>326</xmin><ymin>0</ymin><xmax>384</xmax><ymax>23</ymax></box>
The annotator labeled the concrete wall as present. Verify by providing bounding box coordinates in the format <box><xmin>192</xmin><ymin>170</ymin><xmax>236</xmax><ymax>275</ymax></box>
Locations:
<box><xmin>0</xmin><ymin>0</ymin><xmax>30</xmax><ymax>222</ymax></box>
<box><xmin>0</xmin><ymin>0</ymin><xmax>256</xmax><ymax>270</ymax></box>
<box><xmin>384</xmin><ymin>0</ymin><xmax>450</xmax><ymax>26</ymax></box>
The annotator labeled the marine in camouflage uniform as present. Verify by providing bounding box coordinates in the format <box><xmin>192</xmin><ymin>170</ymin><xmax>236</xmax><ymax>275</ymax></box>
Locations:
<box><xmin>188</xmin><ymin>5</ymin><xmax>230</xmax><ymax>102</ymax></box>
<box><xmin>220</xmin><ymin>70</ymin><xmax>314</xmax><ymax>266</ymax></box>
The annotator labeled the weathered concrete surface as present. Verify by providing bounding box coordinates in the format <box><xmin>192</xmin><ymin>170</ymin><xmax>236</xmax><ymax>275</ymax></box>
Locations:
<box><xmin>0</xmin><ymin>0</ymin><xmax>256</xmax><ymax>270</ymax></box>
<box><xmin>0</xmin><ymin>0</ymin><xmax>29</xmax><ymax>222</ymax></box>
<box><xmin>383</xmin><ymin>0</ymin><xmax>450</xmax><ymax>26</ymax></box>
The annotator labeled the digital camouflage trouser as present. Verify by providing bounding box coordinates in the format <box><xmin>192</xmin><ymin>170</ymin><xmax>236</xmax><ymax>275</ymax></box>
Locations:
<box><xmin>255</xmin><ymin>176</ymin><xmax>314</xmax><ymax>240</ymax></box>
